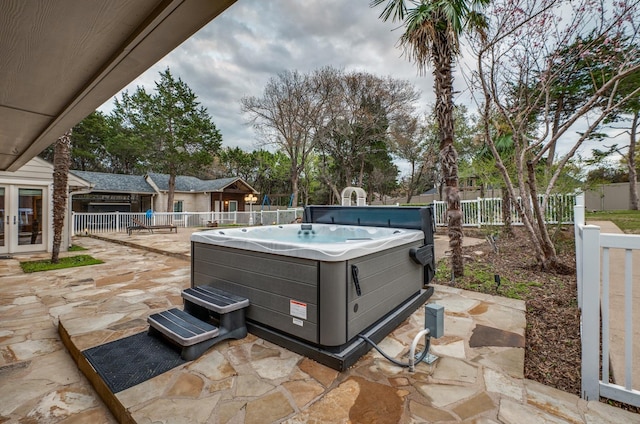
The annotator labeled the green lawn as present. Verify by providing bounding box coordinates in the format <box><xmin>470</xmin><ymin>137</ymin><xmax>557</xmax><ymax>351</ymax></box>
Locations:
<box><xmin>585</xmin><ymin>210</ymin><xmax>640</xmax><ymax>234</ymax></box>
<box><xmin>20</xmin><ymin>254</ymin><xmax>103</xmax><ymax>273</ymax></box>
<box><xmin>68</xmin><ymin>244</ymin><xmax>88</xmax><ymax>252</ymax></box>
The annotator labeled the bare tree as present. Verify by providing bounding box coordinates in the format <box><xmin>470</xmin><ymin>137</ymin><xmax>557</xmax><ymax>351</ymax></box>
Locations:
<box><xmin>52</xmin><ymin>130</ymin><xmax>72</xmax><ymax>264</ymax></box>
<box><xmin>390</xmin><ymin>114</ymin><xmax>438</xmax><ymax>203</ymax></box>
<box><xmin>315</xmin><ymin>68</ymin><xmax>420</xmax><ymax>203</ymax></box>
<box><xmin>472</xmin><ymin>0</ymin><xmax>640</xmax><ymax>269</ymax></box>
<box><xmin>241</xmin><ymin>69</ymin><xmax>329</xmax><ymax>207</ymax></box>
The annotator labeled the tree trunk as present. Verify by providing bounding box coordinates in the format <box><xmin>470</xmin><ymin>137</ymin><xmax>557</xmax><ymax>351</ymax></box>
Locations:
<box><xmin>546</xmin><ymin>96</ymin><xmax>563</xmax><ymax>176</ymax></box>
<box><xmin>52</xmin><ymin>130</ymin><xmax>72</xmax><ymax>264</ymax></box>
<box><xmin>167</xmin><ymin>172</ymin><xmax>176</xmax><ymax>213</ymax></box>
<box><xmin>406</xmin><ymin>162</ymin><xmax>416</xmax><ymax>203</ymax></box>
<box><xmin>317</xmin><ymin>155</ymin><xmax>342</xmax><ymax>204</ymax></box>
<box><xmin>358</xmin><ymin>156</ymin><xmax>365</xmax><ymax>187</ymax></box>
<box><xmin>291</xmin><ymin>169</ymin><xmax>299</xmax><ymax>207</ymax></box>
<box><xmin>434</xmin><ymin>38</ymin><xmax>463</xmax><ymax>277</ymax></box>
<box><xmin>501</xmin><ymin>186</ymin><xmax>513</xmax><ymax>237</ymax></box>
<box><xmin>494</xmin><ymin>137</ymin><xmax>549</xmax><ymax>270</ymax></box>
<box><xmin>629</xmin><ymin>111</ymin><xmax>639</xmax><ymax>210</ymax></box>
<box><xmin>526</xmin><ymin>160</ymin><xmax>559</xmax><ymax>269</ymax></box>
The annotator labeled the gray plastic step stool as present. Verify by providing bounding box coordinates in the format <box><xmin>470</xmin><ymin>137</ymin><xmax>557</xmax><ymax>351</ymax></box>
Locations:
<box><xmin>148</xmin><ymin>286</ymin><xmax>249</xmax><ymax>360</ymax></box>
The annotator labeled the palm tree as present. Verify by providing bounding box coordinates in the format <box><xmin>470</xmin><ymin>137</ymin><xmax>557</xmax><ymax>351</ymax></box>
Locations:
<box><xmin>51</xmin><ymin>130</ymin><xmax>72</xmax><ymax>264</ymax></box>
<box><xmin>372</xmin><ymin>0</ymin><xmax>488</xmax><ymax>277</ymax></box>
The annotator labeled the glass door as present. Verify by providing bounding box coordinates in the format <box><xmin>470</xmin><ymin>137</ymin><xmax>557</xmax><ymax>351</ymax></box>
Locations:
<box><xmin>17</xmin><ymin>188</ymin><xmax>44</xmax><ymax>248</ymax></box>
<box><xmin>4</xmin><ymin>186</ymin><xmax>47</xmax><ymax>253</ymax></box>
<box><xmin>228</xmin><ymin>200</ymin><xmax>238</xmax><ymax>224</ymax></box>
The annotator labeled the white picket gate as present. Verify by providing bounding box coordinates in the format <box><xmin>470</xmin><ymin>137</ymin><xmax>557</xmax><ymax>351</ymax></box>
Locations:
<box><xmin>574</xmin><ymin>193</ymin><xmax>640</xmax><ymax>406</ymax></box>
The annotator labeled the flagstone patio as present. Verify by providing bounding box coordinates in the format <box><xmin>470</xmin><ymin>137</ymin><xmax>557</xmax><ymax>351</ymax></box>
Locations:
<box><xmin>0</xmin><ymin>231</ymin><xmax>638</xmax><ymax>423</ymax></box>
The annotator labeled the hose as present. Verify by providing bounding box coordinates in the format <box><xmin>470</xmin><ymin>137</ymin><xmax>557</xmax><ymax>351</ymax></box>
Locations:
<box><xmin>358</xmin><ymin>330</ymin><xmax>431</xmax><ymax>370</ymax></box>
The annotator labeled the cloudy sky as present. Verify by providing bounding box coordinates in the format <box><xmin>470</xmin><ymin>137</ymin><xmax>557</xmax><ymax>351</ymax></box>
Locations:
<box><xmin>98</xmin><ymin>0</ymin><xmax>623</xmax><ymax>172</ymax></box>
<box><xmin>100</xmin><ymin>0</ymin><xmax>473</xmax><ymax>153</ymax></box>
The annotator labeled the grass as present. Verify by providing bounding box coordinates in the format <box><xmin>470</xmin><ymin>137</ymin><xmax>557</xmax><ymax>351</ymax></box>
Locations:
<box><xmin>20</xmin><ymin>254</ymin><xmax>103</xmax><ymax>273</ymax></box>
<box><xmin>434</xmin><ymin>258</ymin><xmax>542</xmax><ymax>300</ymax></box>
<box><xmin>586</xmin><ymin>210</ymin><xmax>640</xmax><ymax>234</ymax></box>
<box><xmin>68</xmin><ymin>245</ymin><xmax>87</xmax><ymax>252</ymax></box>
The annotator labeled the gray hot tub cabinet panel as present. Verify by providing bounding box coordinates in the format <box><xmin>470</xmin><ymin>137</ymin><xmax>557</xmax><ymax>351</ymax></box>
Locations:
<box><xmin>192</xmin><ymin>243</ymin><xmax>320</xmax><ymax>342</ymax></box>
<box><xmin>346</xmin><ymin>241</ymin><xmax>423</xmax><ymax>341</ymax></box>
<box><xmin>243</xmin><ymin>303</ymin><xmax>319</xmax><ymax>342</ymax></box>
<box><xmin>192</xmin><ymin>243</ymin><xmax>318</xmax><ymax>282</ymax></box>
<box><xmin>192</xmin><ymin>244</ymin><xmax>318</xmax><ymax>303</ymax></box>
<box><xmin>318</xmin><ymin>261</ymin><xmax>347</xmax><ymax>346</ymax></box>
<box><xmin>192</xmin><ymin>240</ymin><xmax>424</xmax><ymax>347</ymax></box>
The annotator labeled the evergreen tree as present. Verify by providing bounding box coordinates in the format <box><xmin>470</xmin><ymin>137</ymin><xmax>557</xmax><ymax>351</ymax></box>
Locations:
<box><xmin>113</xmin><ymin>68</ymin><xmax>222</xmax><ymax>211</ymax></box>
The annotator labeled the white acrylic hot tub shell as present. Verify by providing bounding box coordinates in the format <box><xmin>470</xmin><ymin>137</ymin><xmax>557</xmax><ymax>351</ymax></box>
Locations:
<box><xmin>190</xmin><ymin>224</ymin><xmax>425</xmax><ymax>262</ymax></box>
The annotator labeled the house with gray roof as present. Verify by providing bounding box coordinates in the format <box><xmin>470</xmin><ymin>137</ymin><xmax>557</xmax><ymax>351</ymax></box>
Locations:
<box><xmin>70</xmin><ymin>170</ymin><xmax>258</xmax><ymax>215</ymax></box>
<box><xmin>0</xmin><ymin>157</ymin><xmax>92</xmax><ymax>255</ymax></box>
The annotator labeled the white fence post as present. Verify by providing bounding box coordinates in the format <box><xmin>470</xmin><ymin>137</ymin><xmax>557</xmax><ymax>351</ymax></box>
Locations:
<box><xmin>574</xmin><ymin>193</ymin><xmax>585</xmax><ymax>308</ymax></box>
<box><xmin>580</xmin><ymin>224</ymin><xmax>601</xmax><ymax>401</ymax></box>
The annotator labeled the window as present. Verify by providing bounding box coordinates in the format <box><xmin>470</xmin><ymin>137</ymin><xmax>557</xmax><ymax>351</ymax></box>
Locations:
<box><xmin>173</xmin><ymin>200</ymin><xmax>183</xmax><ymax>213</ymax></box>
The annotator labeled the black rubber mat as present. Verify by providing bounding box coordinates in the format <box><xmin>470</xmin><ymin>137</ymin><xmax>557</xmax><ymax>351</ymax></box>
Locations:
<box><xmin>83</xmin><ymin>332</ymin><xmax>186</xmax><ymax>393</ymax></box>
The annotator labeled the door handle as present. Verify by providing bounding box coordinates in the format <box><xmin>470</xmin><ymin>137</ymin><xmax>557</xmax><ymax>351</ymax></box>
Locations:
<box><xmin>14</xmin><ymin>215</ymin><xmax>16</xmax><ymax>225</ymax></box>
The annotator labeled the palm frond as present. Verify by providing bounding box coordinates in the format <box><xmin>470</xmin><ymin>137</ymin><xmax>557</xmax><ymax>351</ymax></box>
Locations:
<box><xmin>442</xmin><ymin>0</ymin><xmax>467</xmax><ymax>32</ymax></box>
<box><xmin>373</xmin><ymin>0</ymin><xmax>488</xmax><ymax>72</ymax></box>
<box><xmin>370</xmin><ymin>0</ymin><xmax>408</xmax><ymax>22</ymax></box>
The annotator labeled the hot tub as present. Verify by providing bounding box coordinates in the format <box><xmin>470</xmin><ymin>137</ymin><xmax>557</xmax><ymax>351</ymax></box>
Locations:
<box><xmin>190</xmin><ymin>206</ymin><xmax>436</xmax><ymax>369</ymax></box>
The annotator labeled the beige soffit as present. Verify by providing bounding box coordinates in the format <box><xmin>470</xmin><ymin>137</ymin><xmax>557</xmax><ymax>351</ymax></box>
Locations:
<box><xmin>0</xmin><ymin>0</ymin><xmax>236</xmax><ymax>172</ymax></box>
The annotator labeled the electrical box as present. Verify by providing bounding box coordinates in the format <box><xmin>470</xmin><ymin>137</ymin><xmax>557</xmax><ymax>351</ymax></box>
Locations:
<box><xmin>425</xmin><ymin>303</ymin><xmax>444</xmax><ymax>338</ymax></box>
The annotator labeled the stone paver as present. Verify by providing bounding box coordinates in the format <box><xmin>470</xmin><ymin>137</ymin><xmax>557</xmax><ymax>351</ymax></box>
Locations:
<box><xmin>0</xmin><ymin>230</ymin><xmax>638</xmax><ymax>423</ymax></box>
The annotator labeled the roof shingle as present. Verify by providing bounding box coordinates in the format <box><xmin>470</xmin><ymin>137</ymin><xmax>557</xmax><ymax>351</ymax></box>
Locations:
<box><xmin>70</xmin><ymin>171</ymin><xmax>256</xmax><ymax>194</ymax></box>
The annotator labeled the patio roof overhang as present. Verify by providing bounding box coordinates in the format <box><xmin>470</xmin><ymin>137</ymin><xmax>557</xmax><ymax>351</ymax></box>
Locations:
<box><xmin>0</xmin><ymin>0</ymin><xmax>236</xmax><ymax>172</ymax></box>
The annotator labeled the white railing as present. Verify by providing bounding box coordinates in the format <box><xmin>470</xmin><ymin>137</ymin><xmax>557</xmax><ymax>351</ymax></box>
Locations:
<box><xmin>574</xmin><ymin>193</ymin><xmax>640</xmax><ymax>406</ymax></box>
<box><xmin>433</xmin><ymin>193</ymin><xmax>576</xmax><ymax>227</ymax></box>
<box><xmin>72</xmin><ymin>209</ymin><xmax>304</xmax><ymax>235</ymax></box>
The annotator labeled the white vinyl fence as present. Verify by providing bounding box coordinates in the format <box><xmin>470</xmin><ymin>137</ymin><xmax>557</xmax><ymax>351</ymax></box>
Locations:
<box><xmin>574</xmin><ymin>193</ymin><xmax>640</xmax><ymax>406</ymax></box>
<box><xmin>433</xmin><ymin>193</ymin><xmax>576</xmax><ymax>227</ymax></box>
<box><xmin>72</xmin><ymin>209</ymin><xmax>304</xmax><ymax>235</ymax></box>
<box><xmin>74</xmin><ymin>194</ymin><xmax>577</xmax><ymax>235</ymax></box>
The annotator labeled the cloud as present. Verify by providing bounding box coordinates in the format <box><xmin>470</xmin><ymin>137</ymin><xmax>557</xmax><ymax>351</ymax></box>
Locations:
<box><xmin>100</xmin><ymin>0</ymin><xmax>451</xmax><ymax>152</ymax></box>
<box><xmin>98</xmin><ymin>0</ymin><xmax>615</xmax><ymax>171</ymax></box>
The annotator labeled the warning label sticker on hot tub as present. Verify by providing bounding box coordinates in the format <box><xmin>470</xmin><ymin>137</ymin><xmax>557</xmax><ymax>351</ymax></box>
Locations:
<box><xmin>290</xmin><ymin>300</ymin><xmax>307</xmax><ymax>320</ymax></box>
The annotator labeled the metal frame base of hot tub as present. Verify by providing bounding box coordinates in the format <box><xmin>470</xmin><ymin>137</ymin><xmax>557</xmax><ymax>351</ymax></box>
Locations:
<box><xmin>246</xmin><ymin>285</ymin><xmax>434</xmax><ymax>371</ymax></box>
